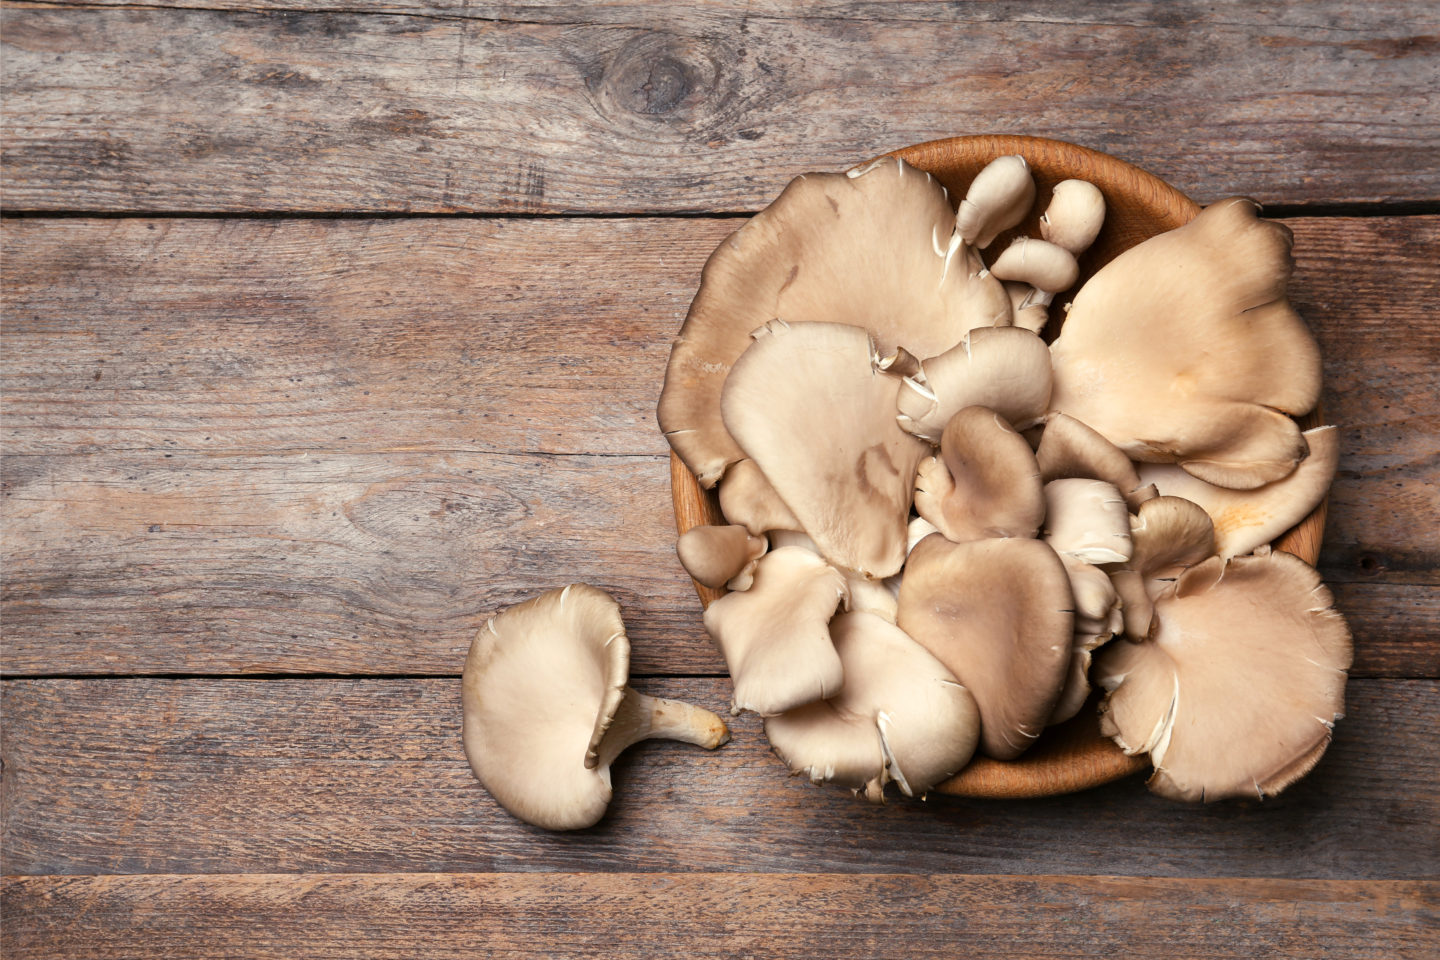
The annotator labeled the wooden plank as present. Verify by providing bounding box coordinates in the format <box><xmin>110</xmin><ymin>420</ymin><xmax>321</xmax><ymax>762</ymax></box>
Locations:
<box><xmin>3</xmin><ymin>874</ymin><xmax>1435</xmax><ymax>960</ymax></box>
<box><xmin>3</xmin><ymin>678</ymin><xmax>1436</xmax><ymax>877</ymax></box>
<box><xmin>3</xmin><ymin>215</ymin><xmax>1436</xmax><ymax>676</ymax></box>
<box><xmin>2</xmin><ymin>451</ymin><xmax>719</xmax><ymax>675</ymax></box>
<box><xmin>2</xmin><ymin>3</ymin><xmax>1437</xmax><ymax>212</ymax></box>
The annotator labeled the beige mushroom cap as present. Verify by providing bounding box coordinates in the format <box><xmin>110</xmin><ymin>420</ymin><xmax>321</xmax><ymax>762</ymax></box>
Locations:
<box><xmin>1035</xmin><ymin>412</ymin><xmax>1152</xmax><ymax>510</ymax></box>
<box><xmin>897</xmin><ymin>325</ymin><xmax>1053</xmax><ymax>442</ymax></box>
<box><xmin>1039</xmin><ymin>179</ymin><xmax>1106</xmax><ymax>255</ymax></box>
<box><xmin>676</xmin><ymin>524</ymin><xmax>768</xmax><ymax>590</ymax></box>
<box><xmin>722</xmin><ymin>320</ymin><xmax>929</xmax><ymax>579</ymax></box>
<box><xmin>1108</xmin><ymin>495</ymin><xmax>1216</xmax><ymax>642</ymax></box>
<box><xmin>955</xmin><ymin>154</ymin><xmax>1037</xmax><ymax>249</ymax></box>
<box><xmin>1043</xmin><ymin>478</ymin><xmax>1133</xmax><ymax>564</ymax></box>
<box><xmin>1137</xmin><ymin>425</ymin><xmax>1340</xmax><ymax>559</ymax></box>
<box><xmin>1048</xmin><ymin>197</ymin><xmax>1322</xmax><ymax>489</ymax></box>
<box><xmin>897</xmin><ymin>535</ymin><xmax>1073</xmax><ymax>759</ymax></box>
<box><xmin>764</xmin><ymin>612</ymin><xmax>981</xmax><ymax>801</ymax></box>
<box><xmin>702</xmin><ymin>546</ymin><xmax>848</xmax><ymax>716</ymax></box>
<box><xmin>659</xmin><ymin>156</ymin><xmax>1010</xmax><ymax>487</ymax></box>
<box><xmin>1094</xmin><ymin>549</ymin><xmax>1352</xmax><ymax>801</ymax></box>
<box><xmin>914</xmin><ymin>406</ymin><xmax>1045</xmax><ymax>543</ymax></box>
<box><xmin>987</xmin><ymin>237</ymin><xmax>1080</xmax><ymax>295</ymax></box>
<box><xmin>462</xmin><ymin>585</ymin><xmax>729</xmax><ymax>830</ymax></box>
<box><xmin>717</xmin><ymin>459</ymin><xmax>801</xmax><ymax>537</ymax></box>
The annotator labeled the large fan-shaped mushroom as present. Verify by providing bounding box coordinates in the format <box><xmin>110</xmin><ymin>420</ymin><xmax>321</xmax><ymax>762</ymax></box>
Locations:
<box><xmin>1094</xmin><ymin>549</ymin><xmax>1352</xmax><ymax>801</ymax></box>
<box><xmin>1048</xmin><ymin>197</ymin><xmax>1322</xmax><ymax>489</ymax></box>
<box><xmin>659</xmin><ymin>156</ymin><xmax>1010</xmax><ymax>487</ymax></box>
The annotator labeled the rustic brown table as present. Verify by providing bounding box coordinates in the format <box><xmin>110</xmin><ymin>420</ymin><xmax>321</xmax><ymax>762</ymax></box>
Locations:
<box><xmin>3</xmin><ymin>2</ymin><xmax>1438</xmax><ymax>956</ymax></box>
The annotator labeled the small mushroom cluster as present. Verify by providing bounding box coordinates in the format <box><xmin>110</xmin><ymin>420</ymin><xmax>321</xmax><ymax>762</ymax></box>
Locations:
<box><xmin>658</xmin><ymin>154</ymin><xmax>1353</xmax><ymax>803</ymax></box>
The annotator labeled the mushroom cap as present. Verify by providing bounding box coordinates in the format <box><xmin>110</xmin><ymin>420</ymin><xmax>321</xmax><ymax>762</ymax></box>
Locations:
<box><xmin>1137</xmin><ymin>425</ymin><xmax>1340</xmax><ymax>559</ymax></box>
<box><xmin>1094</xmin><ymin>549</ymin><xmax>1352</xmax><ymax>801</ymax></box>
<box><xmin>987</xmin><ymin>237</ymin><xmax>1080</xmax><ymax>295</ymax></box>
<box><xmin>1048</xmin><ymin>197</ymin><xmax>1322</xmax><ymax>489</ymax></box>
<box><xmin>1035</xmin><ymin>412</ymin><xmax>1148</xmax><ymax>510</ymax></box>
<box><xmin>1039</xmin><ymin>179</ymin><xmax>1106</xmax><ymax>255</ymax></box>
<box><xmin>913</xmin><ymin>406</ymin><xmax>1045</xmax><ymax>543</ymax></box>
<box><xmin>896</xmin><ymin>325</ymin><xmax>1053</xmax><ymax>442</ymax></box>
<box><xmin>1108</xmin><ymin>495</ymin><xmax>1217</xmax><ymax>642</ymax></box>
<box><xmin>897</xmin><ymin>535</ymin><xmax>1073</xmax><ymax>759</ymax></box>
<box><xmin>1042</xmin><ymin>478</ymin><xmax>1133</xmax><ymax>564</ymax></box>
<box><xmin>676</xmin><ymin>523</ymin><xmax>768</xmax><ymax>590</ymax></box>
<box><xmin>764</xmin><ymin>612</ymin><xmax>980</xmax><ymax>799</ymax></box>
<box><xmin>701</xmin><ymin>546</ymin><xmax>847</xmax><ymax>716</ymax></box>
<box><xmin>659</xmin><ymin>156</ymin><xmax>1010</xmax><ymax>487</ymax></box>
<box><xmin>722</xmin><ymin>320</ymin><xmax>929</xmax><ymax>579</ymax></box>
<box><xmin>955</xmin><ymin>154</ymin><xmax>1037</xmax><ymax>249</ymax></box>
<box><xmin>716</xmin><ymin>458</ymin><xmax>801</xmax><ymax>536</ymax></box>
<box><xmin>461</xmin><ymin>584</ymin><xmax>629</xmax><ymax>831</ymax></box>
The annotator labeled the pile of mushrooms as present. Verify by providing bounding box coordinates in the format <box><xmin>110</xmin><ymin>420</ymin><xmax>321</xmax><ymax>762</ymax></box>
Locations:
<box><xmin>461</xmin><ymin>153</ymin><xmax>1353</xmax><ymax>829</ymax></box>
<box><xmin>657</xmin><ymin>154</ymin><xmax>1352</xmax><ymax>805</ymax></box>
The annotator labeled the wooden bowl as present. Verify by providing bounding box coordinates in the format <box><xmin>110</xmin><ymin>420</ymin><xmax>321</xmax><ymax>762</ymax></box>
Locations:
<box><xmin>669</xmin><ymin>134</ymin><xmax>1328</xmax><ymax>799</ymax></box>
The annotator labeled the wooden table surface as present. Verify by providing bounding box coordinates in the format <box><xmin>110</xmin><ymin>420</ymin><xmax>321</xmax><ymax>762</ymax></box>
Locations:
<box><xmin>3</xmin><ymin>2</ymin><xmax>1438</xmax><ymax>956</ymax></box>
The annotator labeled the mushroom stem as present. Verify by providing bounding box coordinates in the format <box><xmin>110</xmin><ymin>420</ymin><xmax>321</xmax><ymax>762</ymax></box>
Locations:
<box><xmin>593</xmin><ymin>688</ymin><xmax>731</xmax><ymax>769</ymax></box>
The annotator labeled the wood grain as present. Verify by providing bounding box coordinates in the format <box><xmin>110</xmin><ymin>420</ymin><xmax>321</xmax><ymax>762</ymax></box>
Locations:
<box><xmin>2</xmin><ymin>2</ymin><xmax>1437</xmax><ymax>213</ymax></box>
<box><xmin>3</xmin><ymin>215</ymin><xmax>1436</xmax><ymax>677</ymax></box>
<box><xmin>4</xmin><ymin>873</ymin><xmax>1436</xmax><ymax>960</ymax></box>
<box><xmin>3</xmin><ymin>677</ymin><xmax>1435</xmax><ymax>878</ymax></box>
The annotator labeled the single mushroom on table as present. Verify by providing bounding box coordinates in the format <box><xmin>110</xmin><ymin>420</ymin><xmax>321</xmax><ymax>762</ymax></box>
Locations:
<box><xmin>765</xmin><ymin>611</ymin><xmax>981</xmax><ymax>802</ymax></box>
<box><xmin>462</xmin><ymin>585</ymin><xmax>730</xmax><ymax>830</ymax></box>
<box><xmin>1094</xmin><ymin>547</ymin><xmax>1352</xmax><ymax>801</ymax></box>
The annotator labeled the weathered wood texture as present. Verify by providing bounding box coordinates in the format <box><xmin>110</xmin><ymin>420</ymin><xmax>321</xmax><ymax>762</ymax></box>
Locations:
<box><xmin>4</xmin><ymin>873</ymin><xmax>1436</xmax><ymax>960</ymax></box>
<box><xmin>3</xmin><ymin>216</ymin><xmax>1436</xmax><ymax>676</ymax></box>
<box><xmin>2</xmin><ymin>2</ymin><xmax>1437</xmax><ymax>213</ymax></box>
<box><xmin>3</xmin><ymin>677</ymin><xmax>1436</xmax><ymax>877</ymax></box>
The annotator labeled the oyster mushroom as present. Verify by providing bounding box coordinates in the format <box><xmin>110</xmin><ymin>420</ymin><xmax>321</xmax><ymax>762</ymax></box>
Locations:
<box><xmin>1048</xmin><ymin>197</ymin><xmax>1322</xmax><ymax>489</ymax></box>
<box><xmin>1039</xmin><ymin>179</ymin><xmax>1106</xmax><ymax>255</ymax></box>
<box><xmin>765</xmin><ymin>611</ymin><xmax>981</xmax><ymax>801</ymax></box>
<box><xmin>716</xmin><ymin>459</ymin><xmax>801</xmax><ymax>537</ymax></box>
<box><xmin>1042</xmin><ymin>478</ymin><xmax>1133</xmax><ymax>565</ymax></box>
<box><xmin>1094</xmin><ymin>548</ymin><xmax>1352</xmax><ymax>801</ymax></box>
<box><xmin>1108</xmin><ymin>496</ymin><xmax>1217</xmax><ymax>643</ymax></box>
<box><xmin>1035</xmin><ymin>412</ymin><xmax>1155</xmax><ymax>510</ymax></box>
<box><xmin>955</xmin><ymin>154</ymin><xmax>1036</xmax><ymax>249</ymax></box>
<box><xmin>659</xmin><ymin>156</ymin><xmax>1010</xmax><ymax>488</ymax></box>
<box><xmin>913</xmin><ymin>405</ymin><xmax>1045</xmax><ymax>543</ymax></box>
<box><xmin>896</xmin><ymin>325</ymin><xmax>1053</xmax><ymax>442</ymax></box>
<box><xmin>676</xmin><ymin>524</ymin><xmax>767</xmax><ymax>591</ymax></box>
<box><xmin>897</xmin><ymin>535</ymin><xmax>1073</xmax><ymax>759</ymax></box>
<box><xmin>1137</xmin><ymin>425</ymin><xmax>1340</xmax><ymax>559</ymax></box>
<box><xmin>702</xmin><ymin>545</ymin><xmax>848</xmax><ymax>716</ymax></box>
<box><xmin>722</xmin><ymin>320</ymin><xmax>929</xmax><ymax>579</ymax></box>
<box><xmin>462</xmin><ymin>585</ymin><xmax>730</xmax><ymax>830</ymax></box>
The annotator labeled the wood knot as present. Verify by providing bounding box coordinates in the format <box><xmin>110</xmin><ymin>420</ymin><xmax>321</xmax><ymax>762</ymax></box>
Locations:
<box><xmin>592</xmin><ymin>32</ymin><xmax>732</xmax><ymax>136</ymax></box>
